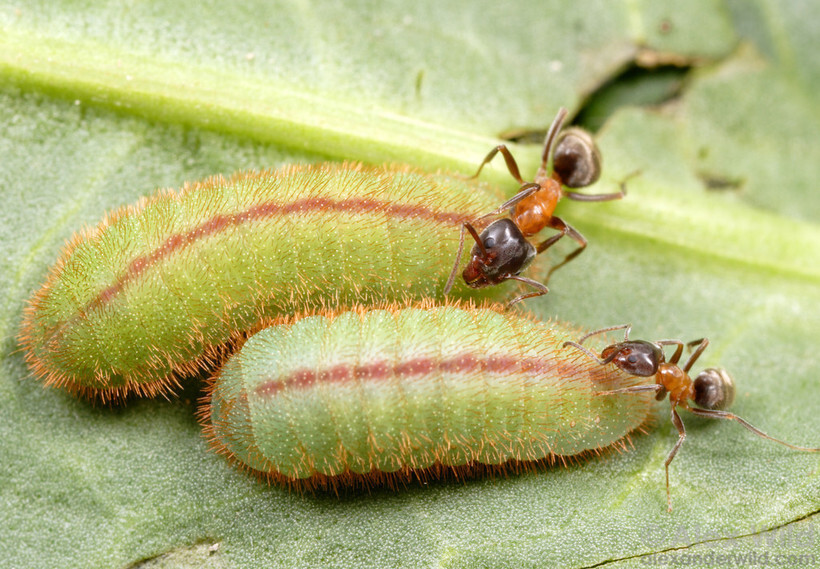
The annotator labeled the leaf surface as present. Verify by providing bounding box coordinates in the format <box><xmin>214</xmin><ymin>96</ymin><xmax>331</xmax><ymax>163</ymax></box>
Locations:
<box><xmin>1</xmin><ymin>1</ymin><xmax>817</xmax><ymax>568</ymax></box>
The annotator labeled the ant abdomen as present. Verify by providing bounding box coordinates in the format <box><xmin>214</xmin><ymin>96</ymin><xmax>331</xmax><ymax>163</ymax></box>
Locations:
<box><xmin>553</xmin><ymin>127</ymin><xmax>601</xmax><ymax>189</ymax></box>
<box><xmin>693</xmin><ymin>367</ymin><xmax>735</xmax><ymax>410</ymax></box>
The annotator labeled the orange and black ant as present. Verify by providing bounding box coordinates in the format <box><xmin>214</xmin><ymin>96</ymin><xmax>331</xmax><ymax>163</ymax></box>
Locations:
<box><xmin>444</xmin><ymin>107</ymin><xmax>627</xmax><ymax>307</ymax></box>
<box><xmin>564</xmin><ymin>324</ymin><xmax>820</xmax><ymax>511</ymax></box>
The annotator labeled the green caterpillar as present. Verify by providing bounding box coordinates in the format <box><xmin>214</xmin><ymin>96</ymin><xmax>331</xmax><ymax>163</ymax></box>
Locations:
<box><xmin>20</xmin><ymin>164</ymin><xmax>503</xmax><ymax>400</ymax></box>
<box><xmin>203</xmin><ymin>303</ymin><xmax>653</xmax><ymax>487</ymax></box>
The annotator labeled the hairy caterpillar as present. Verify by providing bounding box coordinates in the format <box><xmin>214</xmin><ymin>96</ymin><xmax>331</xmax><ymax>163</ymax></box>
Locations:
<box><xmin>20</xmin><ymin>164</ymin><xmax>504</xmax><ymax>400</ymax></box>
<box><xmin>201</xmin><ymin>303</ymin><xmax>653</xmax><ymax>488</ymax></box>
<box><xmin>203</xmin><ymin>303</ymin><xmax>819</xmax><ymax>509</ymax></box>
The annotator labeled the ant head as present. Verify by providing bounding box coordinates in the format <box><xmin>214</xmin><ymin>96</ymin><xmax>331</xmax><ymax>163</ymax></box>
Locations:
<box><xmin>553</xmin><ymin>127</ymin><xmax>601</xmax><ymax>189</ymax></box>
<box><xmin>601</xmin><ymin>340</ymin><xmax>663</xmax><ymax>377</ymax></box>
<box><xmin>692</xmin><ymin>367</ymin><xmax>735</xmax><ymax>410</ymax></box>
<box><xmin>462</xmin><ymin>219</ymin><xmax>535</xmax><ymax>288</ymax></box>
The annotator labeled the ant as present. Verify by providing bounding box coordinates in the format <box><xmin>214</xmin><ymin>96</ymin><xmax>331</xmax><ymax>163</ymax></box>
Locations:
<box><xmin>564</xmin><ymin>324</ymin><xmax>820</xmax><ymax>511</ymax></box>
<box><xmin>444</xmin><ymin>107</ymin><xmax>627</xmax><ymax>307</ymax></box>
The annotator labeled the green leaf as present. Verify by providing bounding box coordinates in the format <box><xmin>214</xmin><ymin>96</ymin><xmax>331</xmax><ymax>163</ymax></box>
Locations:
<box><xmin>1</xmin><ymin>1</ymin><xmax>818</xmax><ymax>568</ymax></box>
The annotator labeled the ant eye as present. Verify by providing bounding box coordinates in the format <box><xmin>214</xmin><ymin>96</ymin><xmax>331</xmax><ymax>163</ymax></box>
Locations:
<box><xmin>484</xmin><ymin>236</ymin><xmax>496</xmax><ymax>248</ymax></box>
<box><xmin>627</xmin><ymin>355</ymin><xmax>638</xmax><ymax>364</ymax></box>
<box><xmin>553</xmin><ymin>127</ymin><xmax>601</xmax><ymax>189</ymax></box>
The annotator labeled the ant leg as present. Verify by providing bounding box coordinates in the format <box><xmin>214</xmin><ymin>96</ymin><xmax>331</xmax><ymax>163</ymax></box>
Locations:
<box><xmin>656</xmin><ymin>339</ymin><xmax>685</xmax><ymax>365</ymax></box>
<box><xmin>535</xmin><ymin>216</ymin><xmax>585</xmax><ymax>253</ymax></box>
<box><xmin>503</xmin><ymin>275</ymin><xmax>548</xmax><ymax>308</ymax></box>
<box><xmin>681</xmin><ymin>339</ymin><xmax>709</xmax><ymax>373</ymax></box>
<box><xmin>562</xmin><ymin>169</ymin><xmax>638</xmax><ymax>201</ymax></box>
<box><xmin>563</xmin><ymin>188</ymin><xmax>625</xmax><ymax>202</ymax></box>
<box><xmin>539</xmin><ymin>107</ymin><xmax>569</xmax><ymax>169</ymax></box>
<box><xmin>596</xmin><ymin>384</ymin><xmax>664</xmax><ymax>397</ymax></box>
<box><xmin>534</xmin><ymin>216</ymin><xmax>586</xmax><ymax>282</ymax></box>
<box><xmin>470</xmin><ymin>144</ymin><xmax>526</xmax><ymax>184</ymax></box>
<box><xmin>687</xmin><ymin>408</ymin><xmax>820</xmax><ymax>452</ymax></box>
<box><xmin>664</xmin><ymin>406</ymin><xmax>687</xmax><ymax>512</ymax></box>
<box><xmin>477</xmin><ymin>182</ymin><xmax>541</xmax><ymax>221</ymax></box>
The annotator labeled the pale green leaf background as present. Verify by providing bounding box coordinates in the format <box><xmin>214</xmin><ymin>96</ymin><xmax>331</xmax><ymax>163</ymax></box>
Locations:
<box><xmin>1</xmin><ymin>1</ymin><xmax>818</xmax><ymax>568</ymax></box>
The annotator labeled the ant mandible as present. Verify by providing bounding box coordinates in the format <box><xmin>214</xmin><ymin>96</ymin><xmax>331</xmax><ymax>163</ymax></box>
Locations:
<box><xmin>564</xmin><ymin>325</ymin><xmax>820</xmax><ymax>512</ymax></box>
<box><xmin>444</xmin><ymin>107</ymin><xmax>626</xmax><ymax>307</ymax></box>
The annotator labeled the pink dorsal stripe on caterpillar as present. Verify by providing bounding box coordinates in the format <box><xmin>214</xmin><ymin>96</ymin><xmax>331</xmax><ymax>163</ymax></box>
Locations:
<box><xmin>93</xmin><ymin>194</ymin><xmax>472</xmax><ymax>311</ymax></box>
<box><xmin>253</xmin><ymin>352</ymin><xmax>577</xmax><ymax>398</ymax></box>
